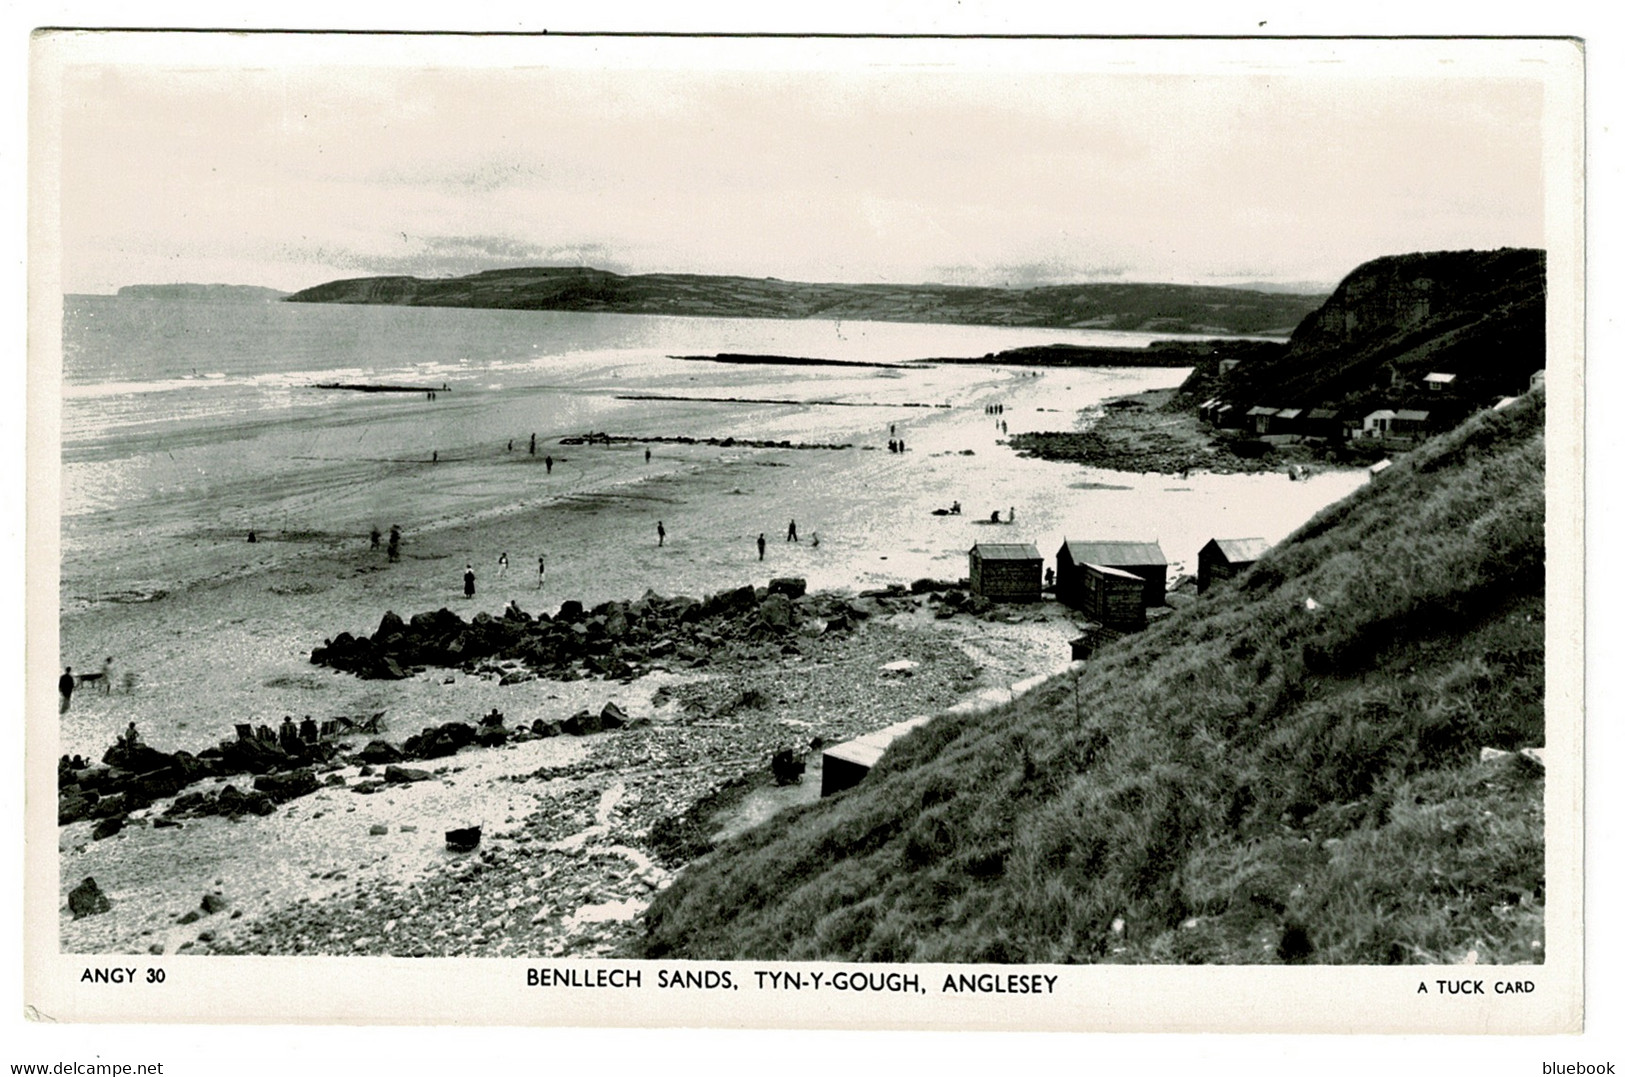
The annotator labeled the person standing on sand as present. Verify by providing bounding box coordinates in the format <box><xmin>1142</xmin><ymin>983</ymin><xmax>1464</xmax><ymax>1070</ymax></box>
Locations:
<box><xmin>537</xmin><ymin>555</ymin><xmax>546</xmax><ymax>589</ymax></box>
<box><xmin>59</xmin><ymin>667</ymin><xmax>74</xmax><ymax>714</ymax></box>
<box><xmin>388</xmin><ymin>525</ymin><xmax>401</xmax><ymax>563</ymax></box>
<box><xmin>787</xmin><ymin>519</ymin><xmax>798</xmax><ymax>542</ymax></box>
<box><xmin>530</xmin><ymin>433</ymin><xmax>536</xmax><ymax>456</ymax></box>
<box><xmin>757</xmin><ymin>533</ymin><xmax>766</xmax><ymax>561</ymax></box>
<box><xmin>370</xmin><ymin>527</ymin><xmax>381</xmax><ymax>551</ymax></box>
<box><xmin>545</xmin><ymin>455</ymin><xmax>553</xmax><ymax>474</ymax></box>
<box><xmin>657</xmin><ymin>521</ymin><xmax>666</xmax><ymax>547</ymax></box>
<box><xmin>645</xmin><ymin>447</ymin><xmax>652</xmax><ymax>464</ymax></box>
<box><xmin>100</xmin><ymin>657</ymin><xmax>114</xmax><ymax>695</ymax></box>
<box><xmin>498</xmin><ymin>552</ymin><xmax>509</xmax><ymax>577</ymax></box>
<box><xmin>464</xmin><ymin>564</ymin><xmax>476</xmax><ymax>598</ymax></box>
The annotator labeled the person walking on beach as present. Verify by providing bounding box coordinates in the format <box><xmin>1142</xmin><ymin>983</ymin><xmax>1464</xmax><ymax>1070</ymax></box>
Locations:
<box><xmin>529</xmin><ymin>433</ymin><xmax>537</xmax><ymax>456</ymax></box>
<box><xmin>388</xmin><ymin>525</ymin><xmax>401</xmax><ymax>563</ymax></box>
<box><xmin>508</xmin><ymin>439</ymin><xmax>513</xmax><ymax>452</ymax></box>
<box><xmin>59</xmin><ymin>667</ymin><xmax>74</xmax><ymax>714</ymax></box>
<box><xmin>498</xmin><ymin>552</ymin><xmax>509</xmax><ymax>577</ymax></box>
<box><xmin>464</xmin><ymin>564</ymin><xmax>476</xmax><ymax>598</ymax></box>
<box><xmin>370</xmin><ymin>527</ymin><xmax>381</xmax><ymax>551</ymax></box>
<box><xmin>645</xmin><ymin>447</ymin><xmax>652</xmax><ymax>464</ymax></box>
<box><xmin>757</xmin><ymin>533</ymin><xmax>767</xmax><ymax>561</ymax></box>
<box><xmin>537</xmin><ymin>555</ymin><xmax>546</xmax><ymax>589</ymax></box>
<box><xmin>545</xmin><ymin>455</ymin><xmax>554</xmax><ymax>474</ymax></box>
<box><xmin>657</xmin><ymin>521</ymin><xmax>666</xmax><ymax>547</ymax></box>
<box><xmin>787</xmin><ymin>519</ymin><xmax>798</xmax><ymax>543</ymax></box>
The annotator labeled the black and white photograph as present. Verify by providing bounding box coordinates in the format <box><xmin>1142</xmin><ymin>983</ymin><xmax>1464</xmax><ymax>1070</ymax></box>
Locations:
<box><xmin>22</xmin><ymin>27</ymin><xmax>1587</xmax><ymax>1040</ymax></box>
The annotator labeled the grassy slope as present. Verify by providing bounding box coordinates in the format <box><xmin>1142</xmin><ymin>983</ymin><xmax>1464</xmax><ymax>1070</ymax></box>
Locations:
<box><xmin>638</xmin><ymin>393</ymin><xmax>1546</xmax><ymax>964</ymax></box>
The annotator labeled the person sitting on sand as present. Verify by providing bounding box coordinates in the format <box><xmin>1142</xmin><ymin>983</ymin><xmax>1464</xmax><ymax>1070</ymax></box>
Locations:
<box><xmin>810</xmin><ymin>531</ymin><xmax>820</xmax><ymax>548</ymax></box>
<box><xmin>247</xmin><ymin>528</ymin><xmax>256</xmax><ymax>543</ymax></box>
<box><xmin>464</xmin><ymin>564</ymin><xmax>476</xmax><ymax>598</ymax></box>
<box><xmin>951</xmin><ymin>500</ymin><xmax>961</xmax><ymax>515</ymax></box>
<box><xmin>757</xmin><ymin>533</ymin><xmax>767</xmax><ymax>561</ymax></box>
<box><xmin>991</xmin><ymin>510</ymin><xmax>1000</xmax><ymax>523</ymax></box>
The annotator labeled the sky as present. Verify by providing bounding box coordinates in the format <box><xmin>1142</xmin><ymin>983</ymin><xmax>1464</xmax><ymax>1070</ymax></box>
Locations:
<box><xmin>42</xmin><ymin>35</ymin><xmax>1562</xmax><ymax>295</ymax></box>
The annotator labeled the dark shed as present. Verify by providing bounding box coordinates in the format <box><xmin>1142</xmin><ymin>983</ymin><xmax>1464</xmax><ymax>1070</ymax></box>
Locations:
<box><xmin>1056</xmin><ymin>540</ymin><xmax>1169</xmax><ymax>607</ymax></box>
<box><xmin>968</xmin><ymin>542</ymin><xmax>1043</xmax><ymax>602</ymax></box>
<box><xmin>1078</xmin><ymin>563</ymin><xmax>1146</xmax><ymax>628</ymax></box>
<box><xmin>1197</xmin><ymin>537</ymin><xmax>1271</xmax><ymax>594</ymax></box>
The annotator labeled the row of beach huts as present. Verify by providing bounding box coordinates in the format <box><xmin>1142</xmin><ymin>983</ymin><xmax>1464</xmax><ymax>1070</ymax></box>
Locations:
<box><xmin>968</xmin><ymin>536</ymin><xmax>1271</xmax><ymax>628</ymax></box>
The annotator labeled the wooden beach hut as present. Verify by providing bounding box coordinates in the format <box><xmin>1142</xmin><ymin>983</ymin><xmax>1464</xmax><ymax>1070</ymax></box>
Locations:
<box><xmin>1056</xmin><ymin>540</ymin><xmax>1169</xmax><ymax>607</ymax></box>
<box><xmin>968</xmin><ymin>543</ymin><xmax>1043</xmax><ymax>602</ymax></box>
<box><xmin>1077</xmin><ymin>563</ymin><xmax>1147</xmax><ymax>628</ymax></box>
<box><xmin>1197</xmin><ymin>537</ymin><xmax>1271</xmax><ymax>594</ymax></box>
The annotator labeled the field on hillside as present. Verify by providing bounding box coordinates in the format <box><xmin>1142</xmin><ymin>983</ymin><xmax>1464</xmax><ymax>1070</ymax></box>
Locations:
<box><xmin>637</xmin><ymin>391</ymin><xmax>1547</xmax><ymax>965</ymax></box>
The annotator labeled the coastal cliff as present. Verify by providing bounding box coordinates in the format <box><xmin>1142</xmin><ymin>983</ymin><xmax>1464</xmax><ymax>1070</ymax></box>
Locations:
<box><xmin>1193</xmin><ymin>247</ymin><xmax>1546</xmax><ymax>411</ymax></box>
<box><xmin>284</xmin><ymin>266</ymin><xmax>1324</xmax><ymax>336</ymax></box>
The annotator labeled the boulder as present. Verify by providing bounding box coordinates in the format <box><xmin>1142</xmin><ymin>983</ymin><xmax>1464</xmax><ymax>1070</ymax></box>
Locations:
<box><xmin>402</xmin><ymin>721</ymin><xmax>478</xmax><ymax>760</ymax></box>
<box><xmin>91</xmin><ymin>816</ymin><xmax>125</xmax><ymax>841</ymax></box>
<box><xmin>384</xmin><ymin>765</ymin><xmax>434</xmax><ymax>784</ymax></box>
<box><xmin>531</xmin><ymin>720</ymin><xmax>563</xmax><ymax>738</ymax></box>
<box><xmin>555</xmin><ymin>600</ymin><xmax>586</xmax><ymax>623</ymax></box>
<box><xmin>375</xmin><ymin>610</ymin><xmax>406</xmax><ymax>639</ymax></box>
<box><xmin>759</xmin><ymin>592</ymin><xmax>796</xmax><ymax>630</ymax></box>
<box><xmin>200</xmin><ymin>893</ymin><xmax>229</xmax><ymax>914</ymax></box>
<box><xmin>67</xmin><ymin>877</ymin><xmax>112</xmax><ymax>919</ymax></box>
<box><xmin>446</xmin><ymin>825</ymin><xmax>482</xmax><ymax>852</ymax></box>
<box><xmin>253</xmin><ymin>769</ymin><xmax>320</xmax><ymax>803</ymax></box>
<box><xmin>561</xmin><ymin>709</ymin><xmax>604</xmax><ymax>736</ymax></box>
<box><xmin>599</xmin><ymin>702</ymin><xmax>629</xmax><ymax>729</ymax></box>
<box><xmin>767</xmin><ymin>576</ymin><xmax>808</xmax><ymax>599</ymax></box>
<box><xmin>58</xmin><ymin>791</ymin><xmax>95</xmax><ymax>826</ymax></box>
<box><xmin>356</xmin><ymin>739</ymin><xmax>403</xmax><ymax>764</ymax></box>
<box><xmin>369</xmin><ymin>824</ymin><xmax>389</xmax><ymax>836</ymax></box>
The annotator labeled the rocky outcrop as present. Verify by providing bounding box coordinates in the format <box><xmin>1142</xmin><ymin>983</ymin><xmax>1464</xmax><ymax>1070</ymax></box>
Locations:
<box><xmin>309</xmin><ymin>585</ymin><xmax>873</xmax><ymax>685</ymax></box>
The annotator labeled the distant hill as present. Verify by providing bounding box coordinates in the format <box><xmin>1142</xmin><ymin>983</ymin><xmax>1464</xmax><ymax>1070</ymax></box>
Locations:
<box><xmin>1184</xmin><ymin>248</ymin><xmax>1545</xmax><ymax>415</ymax></box>
<box><xmin>284</xmin><ymin>266</ymin><xmax>1325</xmax><ymax>336</ymax></box>
<box><xmin>117</xmin><ymin>283</ymin><xmax>289</xmax><ymax>302</ymax></box>
<box><xmin>637</xmin><ymin>391</ymin><xmax>1546</xmax><ymax>964</ymax></box>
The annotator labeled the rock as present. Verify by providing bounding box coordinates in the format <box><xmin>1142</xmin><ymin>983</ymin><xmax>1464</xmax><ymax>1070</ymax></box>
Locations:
<box><xmin>446</xmin><ymin>826</ymin><xmax>482</xmax><ymax>852</ymax></box>
<box><xmin>356</xmin><ymin>739</ymin><xmax>403</xmax><ymax>764</ymax></box>
<box><xmin>555</xmin><ymin>600</ymin><xmax>585</xmax><ymax>623</ymax></box>
<box><xmin>148</xmin><ymin>944</ymin><xmax>164</xmax><ymax>955</ymax></box>
<box><xmin>200</xmin><ymin>893</ymin><xmax>228</xmax><ymax>914</ymax></box>
<box><xmin>531</xmin><ymin>720</ymin><xmax>563</xmax><ymax>738</ymax></box>
<box><xmin>152</xmin><ymin>817</ymin><xmax>182</xmax><ymax>829</ymax></box>
<box><xmin>91</xmin><ymin>816</ymin><xmax>125</xmax><ymax>841</ymax></box>
<box><xmin>758</xmin><ymin>592</ymin><xmax>796</xmax><ymax>630</ymax></box>
<box><xmin>253</xmin><ymin>768</ymin><xmax>320</xmax><ymax>803</ymax></box>
<box><xmin>402</xmin><ymin>721</ymin><xmax>478</xmax><ymax>760</ymax></box>
<box><xmin>370</xmin><ymin>824</ymin><xmax>389</xmax><ymax>836</ymax></box>
<box><xmin>384</xmin><ymin>765</ymin><xmax>434</xmax><ymax>784</ymax></box>
<box><xmin>561</xmin><ymin>709</ymin><xmax>604</xmax><ymax>736</ymax></box>
<box><xmin>599</xmin><ymin>702</ymin><xmax>629</xmax><ymax>729</ymax></box>
<box><xmin>177</xmin><ymin>909</ymin><xmax>202</xmax><ymax>925</ymax></box>
<box><xmin>58</xmin><ymin>791</ymin><xmax>95</xmax><ymax>826</ymax></box>
<box><xmin>67</xmin><ymin>877</ymin><xmax>112</xmax><ymax>919</ymax></box>
<box><xmin>1480</xmin><ymin>747</ymin><xmax>1513</xmax><ymax>763</ymax></box>
<box><xmin>767</xmin><ymin>576</ymin><xmax>808</xmax><ymax>599</ymax></box>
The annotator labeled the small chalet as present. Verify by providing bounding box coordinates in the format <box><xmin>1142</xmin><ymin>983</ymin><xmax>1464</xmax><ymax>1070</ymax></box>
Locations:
<box><xmin>1423</xmin><ymin>371</ymin><xmax>1457</xmax><ymax>393</ymax></box>
<box><xmin>1056</xmin><ymin>540</ymin><xmax>1169</xmax><ymax>607</ymax></box>
<box><xmin>1247</xmin><ymin>406</ymin><xmax>1282</xmax><ymax>435</ymax></box>
<box><xmin>1362</xmin><ymin>409</ymin><xmax>1399</xmax><ymax>437</ymax></box>
<box><xmin>1392</xmin><ymin>409</ymin><xmax>1432</xmax><ymax>435</ymax></box>
<box><xmin>1197</xmin><ymin>537</ymin><xmax>1271</xmax><ymax>594</ymax></box>
<box><xmin>968</xmin><ymin>543</ymin><xmax>1043</xmax><ymax>602</ymax></box>
<box><xmin>1302</xmin><ymin>408</ymin><xmax>1341</xmax><ymax>439</ymax></box>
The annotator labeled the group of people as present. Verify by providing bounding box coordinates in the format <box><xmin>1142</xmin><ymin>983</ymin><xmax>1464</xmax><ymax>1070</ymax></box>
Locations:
<box><xmin>370</xmin><ymin>524</ymin><xmax>403</xmax><ymax>562</ymax></box>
